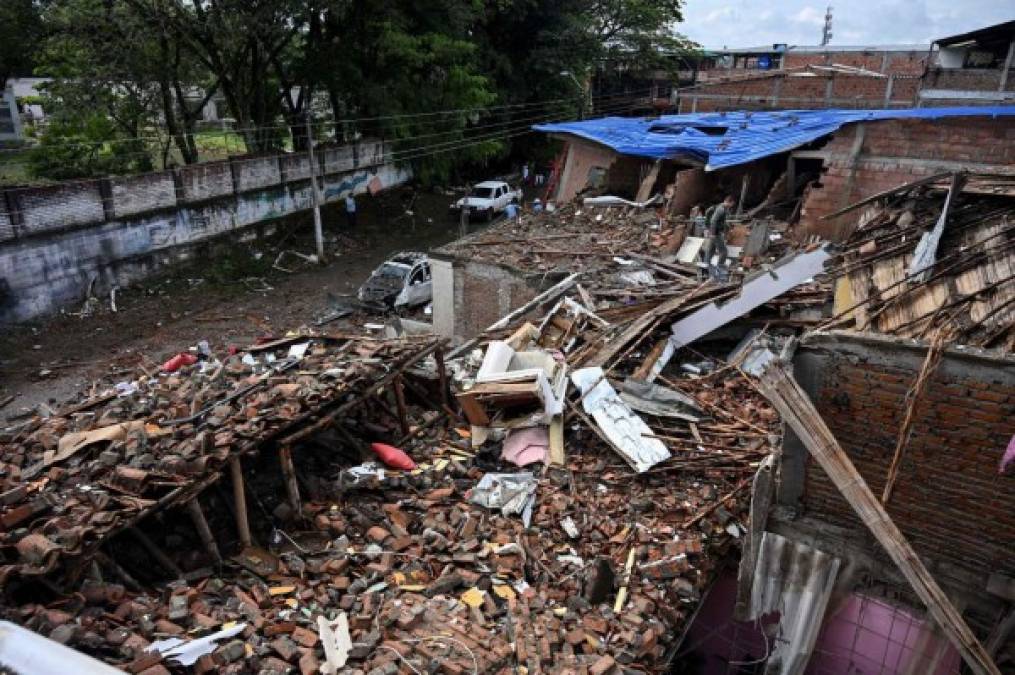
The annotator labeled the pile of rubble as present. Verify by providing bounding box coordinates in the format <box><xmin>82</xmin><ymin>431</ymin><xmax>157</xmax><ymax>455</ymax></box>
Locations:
<box><xmin>0</xmin><ymin>190</ymin><xmax>840</xmax><ymax>674</ymax></box>
<box><xmin>0</xmin><ymin>282</ymin><xmax>782</xmax><ymax>675</ymax></box>
<box><xmin>0</xmin><ymin>334</ymin><xmax>442</xmax><ymax>585</ymax></box>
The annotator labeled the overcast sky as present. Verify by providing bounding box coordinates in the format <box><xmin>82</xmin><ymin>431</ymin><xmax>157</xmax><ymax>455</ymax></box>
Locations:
<box><xmin>679</xmin><ymin>1</ymin><xmax>1014</xmax><ymax>50</ymax></box>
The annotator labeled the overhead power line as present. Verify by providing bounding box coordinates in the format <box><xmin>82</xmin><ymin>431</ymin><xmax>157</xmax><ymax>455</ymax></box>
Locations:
<box><xmin>0</xmin><ymin>95</ymin><xmax>645</xmax><ymax>197</ymax></box>
<box><xmin>0</xmin><ymin>92</ymin><xmax>649</xmax><ymax>174</ymax></box>
<box><xmin>0</xmin><ymin>87</ymin><xmax>658</xmax><ymax>156</ymax></box>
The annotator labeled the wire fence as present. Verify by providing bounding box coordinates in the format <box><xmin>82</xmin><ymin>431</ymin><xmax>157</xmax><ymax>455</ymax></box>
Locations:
<box><xmin>0</xmin><ymin>91</ymin><xmax>653</xmax><ymax>242</ymax></box>
<box><xmin>0</xmin><ymin>87</ymin><xmax>657</xmax><ymax>163</ymax></box>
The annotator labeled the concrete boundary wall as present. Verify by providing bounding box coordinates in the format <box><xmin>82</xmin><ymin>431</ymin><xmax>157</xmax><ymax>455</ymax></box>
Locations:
<box><xmin>0</xmin><ymin>140</ymin><xmax>409</xmax><ymax>323</ymax></box>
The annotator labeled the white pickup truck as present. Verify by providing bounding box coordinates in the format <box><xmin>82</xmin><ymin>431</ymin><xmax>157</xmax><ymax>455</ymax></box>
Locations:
<box><xmin>451</xmin><ymin>180</ymin><xmax>522</xmax><ymax>221</ymax></box>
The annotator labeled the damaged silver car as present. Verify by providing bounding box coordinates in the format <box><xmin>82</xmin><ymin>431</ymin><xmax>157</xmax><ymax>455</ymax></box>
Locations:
<box><xmin>356</xmin><ymin>252</ymin><xmax>432</xmax><ymax>309</ymax></box>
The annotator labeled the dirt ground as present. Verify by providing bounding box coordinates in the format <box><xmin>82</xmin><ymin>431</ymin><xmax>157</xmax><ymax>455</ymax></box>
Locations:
<box><xmin>0</xmin><ymin>185</ymin><xmax>503</xmax><ymax>419</ymax></box>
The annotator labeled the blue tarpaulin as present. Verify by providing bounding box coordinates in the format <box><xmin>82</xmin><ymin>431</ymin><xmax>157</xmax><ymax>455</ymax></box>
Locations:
<box><xmin>534</xmin><ymin>107</ymin><xmax>1015</xmax><ymax>171</ymax></box>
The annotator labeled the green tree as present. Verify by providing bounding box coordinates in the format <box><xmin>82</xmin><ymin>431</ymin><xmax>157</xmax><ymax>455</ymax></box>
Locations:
<box><xmin>314</xmin><ymin>1</ymin><xmax>497</xmax><ymax>184</ymax></box>
<box><xmin>25</xmin><ymin>0</ymin><xmax>694</xmax><ymax>183</ymax></box>
<box><xmin>0</xmin><ymin>0</ymin><xmax>44</xmax><ymax>91</ymax></box>
<box><xmin>28</xmin><ymin>113</ymin><xmax>142</xmax><ymax>179</ymax></box>
<box><xmin>154</xmin><ymin>0</ymin><xmax>307</xmax><ymax>154</ymax></box>
<box><xmin>35</xmin><ymin>0</ymin><xmax>218</xmax><ymax>173</ymax></box>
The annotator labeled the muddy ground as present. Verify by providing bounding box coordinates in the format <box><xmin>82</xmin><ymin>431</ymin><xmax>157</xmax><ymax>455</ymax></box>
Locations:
<box><xmin>0</xmin><ymin>185</ymin><xmax>512</xmax><ymax>419</ymax></box>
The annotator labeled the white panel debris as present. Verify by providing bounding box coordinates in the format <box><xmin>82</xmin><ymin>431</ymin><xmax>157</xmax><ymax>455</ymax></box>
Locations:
<box><xmin>318</xmin><ymin>612</ymin><xmax>353</xmax><ymax>674</ymax></box>
<box><xmin>147</xmin><ymin>622</ymin><xmax>248</xmax><ymax>666</ymax></box>
<box><xmin>669</xmin><ymin>246</ymin><xmax>832</xmax><ymax>350</ymax></box>
<box><xmin>582</xmin><ymin>194</ymin><xmax>662</xmax><ymax>208</ymax></box>
<box><xmin>469</xmin><ymin>473</ymin><xmax>538</xmax><ymax>526</ymax></box>
<box><xmin>475</xmin><ymin>340</ymin><xmax>567</xmax><ymax>418</ymax></box>
<box><xmin>571</xmin><ymin>367</ymin><xmax>671</xmax><ymax>472</ymax></box>
<box><xmin>0</xmin><ymin>621</ymin><xmax>124</xmax><ymax>674</ymax></box>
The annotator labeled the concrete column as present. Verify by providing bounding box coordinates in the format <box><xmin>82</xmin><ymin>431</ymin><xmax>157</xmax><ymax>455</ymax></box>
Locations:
<box><xmin>277</xmin><ymin>153</ymin><xmax>289</xmax><ymax>186</ymax></box>
<box><xmin>884</xmin><ymin>74</ymin><xmax>896</xmax><ymax>105</ymax></box>
<box><xmin>170</xmin><ymin>167</ymin><xmax>185</xmax><ymax>203</ymax></box>
<box><xmin>227</xmin><ymin>156</ymin><xmax>241</xmax><ymax>194</ymax></box>
<box><xmin>3</xmin><ymin>189</ymin><xmax>23</xmax><ymax>237</ymax></box>
<box><xmin>1000</xmin><ymin>38</ymin><xmax>1015</xmax><ymax>92</ymax></box>
<box><xmin>98</xmin><ymin>179</ymin><xmax>115</xmax><ymax>222</ymax></box>
<box><xmin>430</xmin><ymin>257</ymin><xmax>455</xmax><ymax>338</ymax></box>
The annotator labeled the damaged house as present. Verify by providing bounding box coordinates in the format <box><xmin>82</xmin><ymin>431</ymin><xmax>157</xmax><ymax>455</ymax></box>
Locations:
<box><xmin>0</xmin><ymin>176</ymin><xmax>1013</xmax><ymax>672</ymax></box>
<box><xmin>431</xmin><ymin>106</ymin><xmax>1014</xmax><ymax>342</ymax></box>
<box><xmin>0</xmin><ymin>76</ymin><xmax>1013</xmax><ymax>675</ymax></box>
<box><xmin>420</xmin><ymin>106</ymin><xmax>1015</xmax><ymax>673</ymax></box>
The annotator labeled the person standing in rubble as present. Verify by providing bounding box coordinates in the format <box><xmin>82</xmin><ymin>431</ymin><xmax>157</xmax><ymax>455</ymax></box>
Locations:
<box><xmin>704</xmin><ymin>194</ymin><xmax>735</xmax><ymax>276</ymax></box>
<box><xmin>345</xmin><ymin>193</ymin><xmax>357</xmax><ymax>228</ymax></box>
<box><xmin>689</xmin><ymin>204</ymin><xmax>706</xmax><ymax>236</ymax></box>
<box><xmin>505</xmin><ymin>199</ymin><xmax>521</xmax><ymax>224</ymax></box>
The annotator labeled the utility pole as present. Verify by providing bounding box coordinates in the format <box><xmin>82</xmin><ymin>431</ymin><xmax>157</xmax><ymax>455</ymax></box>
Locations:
<box><xmin>305</xmin><ymin>110</ymin><xmax>325</xmax><ymax>262</ymax></box>
<box><xmin>459</xmin><ymin>184</ymin><xmax>471</xmax><ymax>238</ymax></box>
<box><xmin>821</xmin><ymin>6</ymin><xmax>834</xmax><ymax>46</ymax></box>
<box><xmin>561</xmin><ymin>70</ymin><xmax>588</xmax><ymax>120</ymax></box>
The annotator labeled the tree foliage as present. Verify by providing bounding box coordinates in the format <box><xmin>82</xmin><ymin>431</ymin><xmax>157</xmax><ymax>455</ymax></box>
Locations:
<box><xmin>25</xmin><ymin>0</ymin><xmax>694</xmax><ymax>181</ymax></box>
<box><xmin>0</xmin><ymin>0</ymin><xmax>44</xmax><ymax>90</ymax></box>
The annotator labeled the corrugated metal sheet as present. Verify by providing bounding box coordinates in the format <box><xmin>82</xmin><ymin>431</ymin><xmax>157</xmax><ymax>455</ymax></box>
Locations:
<box><xmin>571</xmin><ymin>366</ymin><xmax>671</xmax><ymax>472</ymax></box>
<box><xmin>534</xmin><ymin>106</ymin><xmax>1015</xmax><ymax>171</ymax></box>
<box><xmin>748</xmin><ymin>531</ymin><xmax>842</xmax><ymax>675</ymax></box>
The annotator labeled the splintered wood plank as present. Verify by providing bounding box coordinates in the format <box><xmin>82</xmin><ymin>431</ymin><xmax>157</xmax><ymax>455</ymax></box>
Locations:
<box><xmin>757</xmin><ymin>364</ymin><xmax>1000</xmax><ymax>675</ymax></box>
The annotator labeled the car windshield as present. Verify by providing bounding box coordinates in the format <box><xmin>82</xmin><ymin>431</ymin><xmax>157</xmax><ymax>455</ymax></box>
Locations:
<box><xmin>470</xmin><ymin>187</ymin><xmax>494</xmax><ymax>198</ymax></box>
<box><xmin>377</xmin><ymin>263</ymin><xmax>409</xmax><ymax>278</ymax></box>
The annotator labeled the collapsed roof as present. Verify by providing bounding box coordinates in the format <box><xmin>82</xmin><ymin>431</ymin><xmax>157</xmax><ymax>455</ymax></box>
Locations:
<box><xmin>534</xmin><ymin>106</ymin><xmax>1015</xmax><ymax>171</ymax></box>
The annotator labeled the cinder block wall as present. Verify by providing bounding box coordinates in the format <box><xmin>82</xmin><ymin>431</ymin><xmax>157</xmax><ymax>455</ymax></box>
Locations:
<box><xmin>797</xmin><ymin>116</ymin><xmax>1015</xmax><ymax>240</ymax></box>
<box><xmin>0</xmin><ymin>141</ymin><xmax>409</xmax><ymax>323</ymax></box>
<box><xmin>781</xmin><ymin>332</ymin><xmax>1015</xmax><ymax>587</ymax></box>
<box><xmin>453</xmin><ymin>259</ymin><xmax>538</xmax><ymax>339</ymax></box>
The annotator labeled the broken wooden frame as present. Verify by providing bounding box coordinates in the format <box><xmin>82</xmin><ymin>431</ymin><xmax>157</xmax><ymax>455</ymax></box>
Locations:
<box><xmin>1</xmin><ymin>336</ymin><xmax>446</xmax><ymax>592</ymax></box>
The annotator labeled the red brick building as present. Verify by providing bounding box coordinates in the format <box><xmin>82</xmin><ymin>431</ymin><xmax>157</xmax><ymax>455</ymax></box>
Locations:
<box><xmin>797</xmin><ymin>115</ymin><xmax>1015</xmax><ymax>240</ymax></box>
<box><xmin>677</xmin><ymin>21</ymin><xmax>1015</xmax><ymax>113</ymax></box>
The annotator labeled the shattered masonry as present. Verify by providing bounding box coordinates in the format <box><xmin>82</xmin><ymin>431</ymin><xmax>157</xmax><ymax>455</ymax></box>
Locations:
<box><xmin>1</xmin><ymin>157</ymin><xmax>1014</xmax><ymax>672</ymax></box>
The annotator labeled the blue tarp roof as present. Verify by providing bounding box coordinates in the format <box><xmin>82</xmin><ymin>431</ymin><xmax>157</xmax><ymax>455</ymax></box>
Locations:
<box><xmin>533</xmin><ymin>107</ymin><xmax>1015</xmax><ymax>171</ymax></box>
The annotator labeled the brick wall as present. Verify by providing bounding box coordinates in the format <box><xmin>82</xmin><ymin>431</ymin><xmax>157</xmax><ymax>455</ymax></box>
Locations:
<box><xmin>798</xmin><ymin>116</ymin><xmax>1015</xmax><ymax>240</ymax></box>
<box><xmin>179</xmin><ymin>160</ymin><xmax>234</xmax><ymax>203</ymax></box>
<box><xmin>17</xmin><ymin>183</ymin><xmax>106</xmax><ymax>234</ymax></box>
<box><xmin>923</xmin><ymin>68</ymin><xmax>1011</xmax><ymax>92</ymax></box>
<box><xmin>0</xmin><ymin>140</ymin><xmax>409</xmax><ymax>323</ymax></box>
<box><xmin>110</xmin><ymin>172</ymin><xmax>177</xmax><ymax>218</ymax></box>
<box><xmin>233</xmin><ymin>154</ymin><xmax>282</xmax><ymax>193</ymax></box>
<box><xmin>782</xmin><ymin>50</ymin><xmax>928</xmax><ymax>75</ymax></box>
<box><xmin>678</xmin><ymin>73</ymin><xmax>918</xmax><ymax>113</ymax></box>
<box><xmin>784</xmin><ymin>333</ymin><xmax>1015</xmax><ymax>586</ymax></box>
